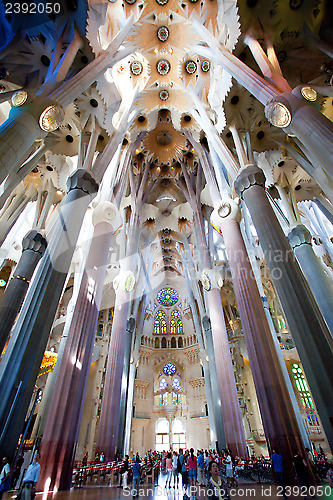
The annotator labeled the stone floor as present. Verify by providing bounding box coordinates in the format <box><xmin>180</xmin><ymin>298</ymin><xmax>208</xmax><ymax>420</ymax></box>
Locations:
<box><xmin>4</xmin><ymin>474</ymin><xmax>333</xmax><ymax>500</ymax></box>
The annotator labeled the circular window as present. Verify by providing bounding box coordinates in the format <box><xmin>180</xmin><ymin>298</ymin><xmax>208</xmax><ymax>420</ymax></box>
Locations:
<box><xmin>130</xmin><ymin>61</ymin><xmax>143</xmax><ymax>76</ymax></box>
<box><xmin>185</xmin><ymin>60</ymin><xmax>197</xmax><ymax>74</ymax></box>
<box><xmin>159</xmin><ymin>90</ymin><xmax>169</xmax><ymax>101</ymax></box>
<box><xmin>157</xmin><ymin>287</ymin><xmax>179</xmax><ymax>307</ymax></box>
<box><xmin>157</xmin><ymin>59</ymin><xmax>171</xmax><ymax>75</ymax></box>
<box><xmin>164</xmin><ymin>363</ymin><xmax>176</xmax><ymax>375</ymax></box>
<box><xmin>201</xmin><ymin>60</ymin><xmax>210</xmax><ymax>72</ymax></box>
<box><xmin>157</xmin><ymin>26</ymin><xmax>169</xmax><ymax>42</ymax></box>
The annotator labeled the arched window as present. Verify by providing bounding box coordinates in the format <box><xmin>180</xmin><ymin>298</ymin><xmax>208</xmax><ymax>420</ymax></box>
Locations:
<box><xmin>161</xmin><ymin>337</ymin><xmax>167</xmax><ymax>348</ymax></box>
<box><xmin>172</xmin><ymin>378</ymin><xmax>181</xmax><ymax>391</ymax></box>
<box><xmin>154</xmin><ymin>310</ymin><xmax>166</xmax><ymax>335</ymax></box>
<box><xmin>291</xmin><ymin>363</ymin><xmax>319</xmax><ymax>426</ymax></box>
<box><xmin>171</xmin><ymin>337</ymin><xmax>176</xmax><ymax>348</ymax></box>
<box><xmin>178</xmin><ymin>337</ymin><xmax>183</xmax><ymax>348</ymax></box>
<box><xmin>177</xmin><ymin>319</ymin><xmax>183</xmax><ymax>334</ymax></box>
<box><xmin>155</xmin><ymin>337</ymin><xmax>160</xmax><ymax>348</ymax></box>
<box><xmin>171</xmin><ymin>309</ymin><xmax>183</xmax><ymax>334</ymax></box>
<box><xmin>160</xmin><ymin>378</ymin><xmax>167</xmax><ymax>391</ymax></box>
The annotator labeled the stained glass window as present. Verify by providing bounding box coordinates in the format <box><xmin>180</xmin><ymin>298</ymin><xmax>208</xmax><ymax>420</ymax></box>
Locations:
<box><xmin>170</xmin><ymin>319</ymin><xmax>176</xmax><ymax>334</ymax></box>
<box><xmin>172</xmin><ymin>378</ymin><xmax>181</xmax><ymax>391</ymax></box>
<box><xmin>291</xmin><ymin>363</ymin><xmax>319</xmax><ymax>426</ymax></box>
<box><xmin>177</xmin><ymin>319</ymin><xmax>183</xmax><ymax>334</ymax></box>
<box><xmin>171</xmin><ymin>309</ymin><xmax>180</xmax><ymax>318</ymax></box>
<box><xmin>157</xmin><ymin>288</ymin><xmax>179</xmax><ymax>307</ymax></box>
<box><xmin>172</xmin><ymin>392</ymin><xmax>181</xmax><ymax>405</ymax></box>
<box><xmin>164</xmin><ymin>363</ymin><xmax>176</xmax><ymax>375</ymax></box>
<box><xmin>159</xmin><ymin>392</ymin><xmax>168</xmax><ymax>405</ymax></box>
<box><xmin>154</xmin><ymin>310</ymin><xmax>166</xmax><ymax>335</ymax></box>
<box><xmin>160</xmin><ymin>378</ymin><xmax>167</xmax><ymax>391</ymax></box>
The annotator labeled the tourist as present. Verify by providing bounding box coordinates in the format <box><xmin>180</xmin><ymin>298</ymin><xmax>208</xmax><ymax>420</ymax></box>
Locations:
<box><xmin>270</xmin><ymin>449</ymin><xmax>287</xmax><ymax>499</ymax></box>
<box><xmin>188</xmin><ymin>448</ymin><xmax>197</xmax><ymax>492</ymax></box>
<box><xmin>172</xmin><ymin>450</ymin><xmax>179</xmax><ymax>488</ymax></box>
<box><xmin>293</xmin><ymin>450</ymin><xmax>309</xmax><ymax>488</ymax></box>
<box><xmin>0</xmin><ymin>457</ymin><xmax>11</xmax><ymax>499</ymax></box>
<box><xmin>132</xmin><ymin>456</ymin><xmax>141</xmax><ymax>497</ymax></box>
<box><xmin>166</xmin><ymin>451</ymin><xmax>173</xmax><ymax>488</ymax></box>
<box><xmin>207</xmin><ymin>460</ymin><xmax>228</xmax><ymax>500</ymax></box>
<box><xmin>21</xmin><ymin>453</ymin><xmax>41</xmax><ymax>500</ymax></box>
<box><xmin>178</xmin><ymin>448</ymin><xmax>188</xmax><ymax>497</ymax></box>
<box><xmin>224</xmin><ymin>450</ymin><xmax>238</xmax><ymax>488</ymax></box>
<box><xmin>11</xmin><ymin>453</ymin><xmax>24</xmax><ymax>489</ymax></box>
<box><xmin>197</xmin><ymin>449</ymin><xmax>205</xmax><ymax>486</ymax></box>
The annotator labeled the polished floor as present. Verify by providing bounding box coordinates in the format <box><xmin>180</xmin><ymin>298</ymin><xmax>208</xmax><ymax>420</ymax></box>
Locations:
<box><xmin>4</xmin><ymin>474</ymin><xmax>333</xmax><ymax>500</ymax></box>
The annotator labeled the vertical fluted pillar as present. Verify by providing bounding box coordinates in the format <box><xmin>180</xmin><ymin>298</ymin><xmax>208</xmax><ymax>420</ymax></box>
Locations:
<box><xmin>211</xmin><ymin>199</ymin><xmax>308</xmax><ymax>483</ymax></box>
<box><xmin>288</xmin><ymin>224</ymin><xmax>333</xmax><ymax>334</ymax></box>
<box><xmin>0</xmin><ymin>169</ymin><xmax>98</xmax><ymax>460</ymax></box>
<box><xmin>38</xmin><ymin>202</ymin><xmax>119</xmax><ymax>492</ymax></box>
<box><xmin>202</xmin><ymin>316</ymin><xmax>226</xmax><ymax>451</ymax></box>
<box><xmin>205</xmin><ymin>287</ymin><xmax>247</xmax><ymax>456</ymax></box>
<box><xmin>0</xmin><ymin>230</ymin><xmax>47</xmax><ymax>355</ymax></box>
<box><xmin>234</xmin><ymin>165</ymin><xmax>333</xmax><ymax>451</ymax></box>
<box><xmin>95</xmin><ymin>282</ymin><xmax>133</xmax><ymax>461</ymax></box>
<box><xmin>192</xmin><ymin>207</ymin><xmax>246</xmax><ymax>456</ymax></box>
<box><xmin>116</xmin><ymin>316</ymin><xmax>136</xmax><ymax>455</ymax></box>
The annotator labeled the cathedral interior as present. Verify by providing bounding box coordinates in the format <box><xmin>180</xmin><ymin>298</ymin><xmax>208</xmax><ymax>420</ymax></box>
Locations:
<box><xmin>0</xmin><ymin>0</ymin><xmax>333</xmax><ymax>492</ymax></box>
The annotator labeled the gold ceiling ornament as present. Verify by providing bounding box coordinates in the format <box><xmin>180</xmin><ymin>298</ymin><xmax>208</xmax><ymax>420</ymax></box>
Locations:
<box><xmin>136</xmin><ymin>85</ymin><xmax>192</xmax><ymax>115</ymax></box>
<box><xmin>143</xmin><ymin>217</ymin><xmax>157</xmax><ymax>230</ymax></box>
<box><xmin>129</xmin><ymin>18</ymin><xmax>196</xmax><ymax>53</ymax></box>
<box><xmin>143</xmin><ymin>121</ymin><xmax>187</xmax><ymax>165</ymax></box>
<box><xmin>146</xmin><ymin>51</ymin><xmax>182</xmax><ymax>86</ymax></box>
<box><xmin>321</xmin><ymin>96</ymin><xmax>333</xmax><ymax>123</ymax></box>
<box><xmin>178</xmin><ymin>216</ymin><xmax>192</xmax><ymax>232</ymax></box>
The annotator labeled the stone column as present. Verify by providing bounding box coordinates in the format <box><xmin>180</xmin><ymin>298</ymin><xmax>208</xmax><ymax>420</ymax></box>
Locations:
<box><xmin>0</xmin><ymin>169</ymin><xmax>98</xmax><ymax>460</ymax></box>
<box><xmin>38</xmin><ymin>202</ymin><xmax>119</xmax><ymax>492</ymax></box>
<box><xmin>211</xmin><ymin>199</ymin><xmax>308</xmax><ymax>482</ymax></box>
<box><xmin>95</xmin><ymin>281</ymin><xmax>133</xmax><ymax>461</ymax></box>
<box><xmin>288</xmin><ymin>224</ymin><xmax>333</xmax><ymax>334</ymax></box>
<box><xmin>202</xmin><ymin>316</ymin><xmax>226</xmax><ymax>451</ymax></box>
<box><xmin>116</xmin><ymin>316</ymin><xmax>136</xmax><ymax>455</ymax></box>
<box><xmin>0</xmin><ymin>230</ymin><xmax>47</xmax><ymax>355</ymax></box>
<box><xmin>264</xmin><ymin>87</ymin><xmax>333</xmax><ymax>181</ymax></box>
<box><xmin>194</xmin><ymin>210</ymin><xmax>247</xmax><ymax>457</ymax></box>
<box><xmin>0</xmin><ymin>98</ymin><xmax>63</xmax><ymax>185</ymax></box>
<box><xmin>234</xmin><ymin>165</ymin><xmax>333</xmax><ymax>451</ymax></box>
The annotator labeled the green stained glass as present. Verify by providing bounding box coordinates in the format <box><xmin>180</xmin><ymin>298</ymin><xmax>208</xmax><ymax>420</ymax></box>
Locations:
<box><xmin>157</xmin><ymin>287</ymin><xmax>179</xmax><ymax>307</ymax></box>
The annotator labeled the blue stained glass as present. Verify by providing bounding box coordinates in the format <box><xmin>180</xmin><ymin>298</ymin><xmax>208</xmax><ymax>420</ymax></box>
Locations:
<box><xmin>172</xmin><ymin>378</ymin><xmax>181</xmax><ymax>391</ymax></box>
<box><xmin>160</xmin><ymin>378</ymin><xmax>167</xmax><ymax>391</ymax></box>
<box><xmin>157</xmin><ymin>288</ymin><xmax>179</xmax><ymax>307</ymax></box>
<box><xmin>164</xmin><ymin>363</ymin><xmax>176</xmax><ymax>375</ymax></box>
<box><xmin>170</xmin><ymin>319</ymin><xmax>176</xmax><ymax>334</ymax></box>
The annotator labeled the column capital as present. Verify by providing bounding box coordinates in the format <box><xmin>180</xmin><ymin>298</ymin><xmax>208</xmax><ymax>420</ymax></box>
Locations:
<box><xmin>211</xmin><ymin>199</ymin><xmax>241</xmax><ymax>229</ymax></box>
<box><xmin>287</xmin><ymin>224</ymin><xmax>312</xmax><ymax>249</ymax></box>
<box><xmin>92</xmin><ymin>201</ymin><xmax>121</xmax><ymax>231</ymax></box>
<box><xmin>22</xmin><ymin>230</ymin><xmax>47</xmax><ymax>255</ymax></box>
<box><xmin>234</xmin><ymin>165</ymin><xmax>266</xmax><ymax>198</ymax></box>
<box><xmin>66</xmin><ymin>169</ymin><xmax>99</xmax><ymax>195</ymax></box>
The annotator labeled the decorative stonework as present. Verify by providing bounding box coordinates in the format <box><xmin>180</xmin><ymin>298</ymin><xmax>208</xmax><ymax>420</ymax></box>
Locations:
<box><xmin>185</xmin><ymin>348</ymin><xmax>200</xmax><ymax>364</ymax></box>
<box><xmin>234</xmin><ymin>165</ymin><xmax>266</xmax><ymax>198</ymax></box>
<box><xmin>134</xmin><ymin>380</ymin><xmax>150</xmax><ymax>400</ymax></box>
<box><xmin>66</xmin><ymin>169</ymin><xmax>99</xmax><ymax>195</ymax></box>
<box><xmin>287</xmin><ymin>224</ymin><xmax>312</xmax><ymax>249</ymax></box>
<box><xmin>22</xmin><ymin>230</ymin><xmax>47</xmax><ymax>256</ymax></box>
<box><xmin>189</xmin><ymin>378</ymin><xmax>206</xmax><ymax>399</ymax></box>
